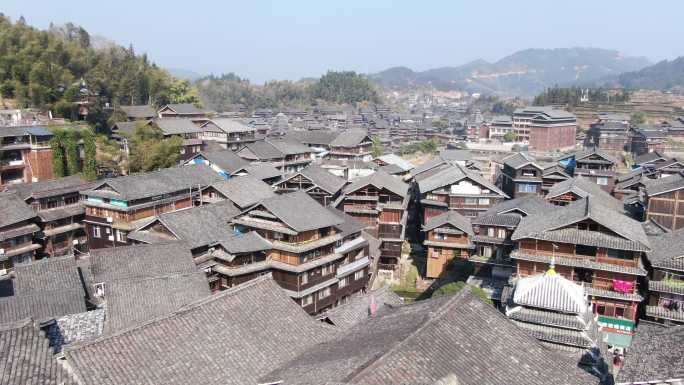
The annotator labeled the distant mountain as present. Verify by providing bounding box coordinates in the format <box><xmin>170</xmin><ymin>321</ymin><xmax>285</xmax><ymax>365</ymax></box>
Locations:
<box><xmin>369</xmin><ymin>48</ymin><xmax>651</xmax><ymax>97</ymax></box>
<box><xmin>168</xmin><ymin>68</ymin><xmax>204</xmax><ymax>81</ymax></box>
<box><xmin>603</xmin><ymin>57</ymin><xmax>684</xmax><ymax>91</ymax></box>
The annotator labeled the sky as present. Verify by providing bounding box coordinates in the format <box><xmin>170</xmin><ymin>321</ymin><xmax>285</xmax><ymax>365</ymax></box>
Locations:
<box><xmin>3</xmin><ymin>1</ymin><xmax>683</xmax><ymax>83</ymax></box>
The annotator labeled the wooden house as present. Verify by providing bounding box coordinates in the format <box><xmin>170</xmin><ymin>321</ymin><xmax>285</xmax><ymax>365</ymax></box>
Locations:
<box><xmin>81</xmin><ymin>164</ymin><xmax>221</xmax><ymax>250</ymax></box>
<box><xmin>0</xmin><ymin>126</ymin><xmax>54</xmax><ymax>187</ymax></box>
<box><xmin>272</xmin><ymin>164</ymin><xmax>346</xmax><ymax>206</ymax></box>
<box><xmin>644</xmin><ymin>229</ymin><xmax>684</xmax><ymax>324</ymax></box>
<box><xmin>643</xmin><ymin>172</ymin><xmax>684</xmax><ymax>231</ymax></box>
<box><xmin>335</xmin><ymin>171</ymin><xmax>409</xmax><ymax>271</ymax></box>
<box><xmin>199</xmin><ymin>118</ymin><xmax>257</xmax><ymax>151</ymax></box>
<box><xmin>558</xmin><ymin>149</ymin><xmax>618</xmax><ymax>193</ymax></box>
<box><xmin>511</xmin><ymin>198</ymin><xmax>650</xmax><ymax>348</ymax></box>
<box><xmin>0</xmin><ymin>192</ymin><xmax>40</xmax><ymax>272</ymax></box>
<box><xmin>230</xmin><ymin>192</ymin><xmax>370</xmax><ymax>314</ymax></box>
<box><xmin>7</xmin><ymin>175</ymin><xmax>95</xmax><ymax>258</ymax></box>
<box><xmin>499</xmin><ymin>152</ymin><xmax>544</xmax><ymax>198</ymax></box>
<box><xmin>237</xmin><ymin>138</ymin><xmax>313</xmax><ymax>173</ymax></box>
<box><xmin>421</xmin><ymin>211</ymin><xmax>473</xmax><ymax>278</ymax></box>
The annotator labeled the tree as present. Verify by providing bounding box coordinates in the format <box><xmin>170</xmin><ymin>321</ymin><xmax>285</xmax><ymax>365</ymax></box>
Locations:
<box><xmin>81</xmin><ymin>127</ymin><xmax>98</xmax><ymax>180</ymax></box>
<box><xmin>503</xmin><ymin>131</ymin><xmax>517</xmax><ymax>142</ymax></box>
<box><xmin>432</xmin><ymin>281</ymin><xmax>493</xmax><ymax>304</ymax></box>
<box><xmin>50</xmin><ymin>130</ymin><xmax>67</xmax><ymax>177</ymax></box>
<box><xmin>310</xmin><ymin>71</ymin><xmax>379</xmax><ymax>104</ymax></box>
<box><xmin>126</xmin><ymin>122</ymin><xmax>181</xmax><ymax>172</ymax></box>
<box><xmin>630</xmin><ymin>111</ymin><xmax>646</xmax><ymax>126</ymax></box>
<box><xmin>65</xmin><ymin>130</ymin><xmax>80</xmax><ymax>175</ymax></box>
<box><xmin>432</xmin><ymin>119</ymin><xmax>449</xmax><ymax>131</ymax></box>
<box><xmin>167</xmin><ymin>79</ymin><xmax>200</xmax><ymax>105</ymax></box>
<box><xmin>371</xmin><ymin>137</ymin><xmax>384</xmax><ymax>158</ymax></box>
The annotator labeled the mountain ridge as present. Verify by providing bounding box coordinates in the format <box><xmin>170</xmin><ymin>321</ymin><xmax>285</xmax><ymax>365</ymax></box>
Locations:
<box><xmin>369</xmin><ymin>47</ymin><xmax>651</xmax><ymax>97</ymax></box>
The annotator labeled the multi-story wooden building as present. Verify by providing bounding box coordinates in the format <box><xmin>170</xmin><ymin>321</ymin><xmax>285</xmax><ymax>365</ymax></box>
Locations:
<box><xmin>328</xmin><ymin>130</ymin><xmax>373</xmax><ymax>161</ymax></box>
<box><xmin>500</xmin><ymin>153</ymin><xmax>544</xmax><ymax>198</ymax></box>
<box><xmin>470</xmin><ymin>196</ymin><xmax>554</xmax><ymax>286</ymax></box>
<box><xmin>119</xmin><ymin>105</ymin><xmax>157</xmax><ymax>121</ymax></box>
<box><xmin>586</xmin><ymin>113</ymin><xmax>631</xmax><ymax>152</ymax></box>
<box><xmin>512</xmin><ymin>106</ymin><xmax>577</xmax><ymax>151</ymax></box>
<box><xmin>237</xmin><ymin>138</ymin><xmax>313</xmax><ymax>173</ymax></box>
<box><xmin>154</xmin><ymin>118</ymin><xmax>204</xmax><ymax>161</ymax></box>
<box><xmin>230</xmin><ymin>192</ymin><xmax>370</xmax><ymax>314</ymax></box>
<box><xmin>7</xmin><ymin>175</ymin><xmax>95</xmax><ymax>258</ymax></box>
<box><xmin>0</xmin><ymin>126</ymin><xmax>54</xmax><ymax>187</ymax></box>
<box><xmin>558</xmin><ymin>149</ymin><xmax>618</xmax><ymax>193</ymax></box>
<box><xmin>422</xmin><ymin>211</ymin><xmax>473</xmax><ymax>278</ymax></box>
<box><xmin>417</xmin><ymin>163</ymin><xmax>508</xmax><ymax>222</ymax></box>
<box><xmin>545</xmin><ymin>176</ymin><xmax>626</xmax><ymax>214</ymax></box>
<box><xmin>157</xmin><ymin>103</ymin><xmax>208</xmax><ymax>119</ymax></box>
<box><xmin>0</xmin><ymin>192</ymin><xmax>40</xmax><ymax>272</ymax></box>
<box><xmin>487</xmin><ymin>115</ymin><xmax>514</xmax><ymax>141</ymax></box>
<box><xmin>199</xmin><ymin>118</ymin><xmax>258</xmax><ymax>151</ymax></box>
<box><xmin>272</xmin><ymin>164</ymin><xmax>346</xmax><ymax>206</ymax></box>
<box><xmin>510</xmin><ymin>198</ymin><xmax>650</xmax><ymax>348</ymax></box>
<box><xmin>335</xmin><ymin>170</ymin><xmax>409</xmax><ymax>271</ymax></box>
<box><xmin>200</xmin><ymin>175</ymin><xmax>276</xmax><ymax>210</ymax></box>
<box><xmin>643</xmin><ymin>172</ymin><xmax>684</xmax><ymax>231</ymax></box>
<box><xmin>644</xmin><ymin>229</ymin><xmax>684</xmax><ymax>324</ymax></box>
<box><xmin>81</xmin><ymin>164</ymin><xmax>221</xmax><ymax>250</ymax></box>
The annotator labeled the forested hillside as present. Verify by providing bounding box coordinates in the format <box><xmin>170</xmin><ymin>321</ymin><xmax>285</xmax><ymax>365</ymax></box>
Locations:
<box><xmin>0</xmin><ymin>15</ymin><xmax>196</xmax><ymax>125</ymax></box>
<box><xmin>197</xmin><ymin>71</ymin><xmax>379</xmax><ymax>111</ymax></box>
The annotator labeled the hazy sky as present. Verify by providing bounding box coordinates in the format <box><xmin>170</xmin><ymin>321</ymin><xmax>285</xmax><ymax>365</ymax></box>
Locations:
<box><xmin>4</xmin><ymin>1</ymin><xmax>683</xmax><ymax>83</ymax></box>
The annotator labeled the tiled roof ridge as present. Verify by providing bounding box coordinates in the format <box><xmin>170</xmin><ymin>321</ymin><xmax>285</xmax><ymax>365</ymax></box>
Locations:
<box><xmin>350</xmin><ymin>289</ymin><xmax>473</xmax><ymax>381</ymax></box>
<box><xmin>0</xmin><ymin>316</ymin><xmax>33</xmax><ymax>331</ymax></box>
<box><xmin>64</xmin><ymin>274</ymin><xmax>277</xmax><ymax>352</ymax></box>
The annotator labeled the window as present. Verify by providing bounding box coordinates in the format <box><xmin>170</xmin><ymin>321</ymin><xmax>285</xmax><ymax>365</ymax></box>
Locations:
<box><xmin>105</xmin><ymin>227</ymin><xmax>111</xmax><ymax>235</ymax></box>
<box><xmin>487</xmin><ymin>227</ymin><xmax>495</xmax><ymax>237</ymax></box>
<box><xmin>318</xmin><ymin>287</ymin><xmax>331</xmax><ymax>299</ymax></box>
<box><xmin>517</xmin><ymin>183</ymin><xmax>537</xmax><ymax>193</ymax></box>
<box><xmin>435</xmin><ymin>233</ymin><xmax>447</xmax><ymax>241</ymax></box>
<box><xmin>180</xmin><ymin>147</ymin><xmax>186</xmax><ymax>154</ymax></box>
<box><xmin>93</xmin><ymin>226</ymin><xmax>101</xmax><ymax>238</ymax></box>
<box><xmin>498</xmin><ymin>228</ymin><xmax>507</xmax><ymax>238</ymax></box>
<box><xmin>116</xmin><ymin>230</ymin><xmax>127</xmax><ymax>243</ymax></box>
<box><xmin>596</xmin><ymin>305</ymin><xmax>606</xmax><ymax>315</ymax></box>
<box><xmin>478</xmin><ymin>198</ymin><xmax>490</xmax><ymax>206</ymax></box>
<box><xmin>301</xmin><ymin>273</ymin><xmax>308</xmax><ymax>285</ymax></box>
<box><xmin>302</xmin><ymin>295</ymin><xmax>313</xmax><ymax>306</ymax></box>
<box><xmin>12</xmin><ymin>253</ymin><xmax>32</xmax><ymax>266</ymax></box>
<box><xmin>321</xmin><ymin>264</ymin><xmax>330</xmax><ymax>275</ymax></box>
<box><xmin>596</xmin><ymin>177</ymin><xmax>608</xmax><ymax>186</ymax></box>
<box><xmin>339</xmin><ymin>276</ymin><xmax>349</xmax><ymax>288</ymax></box>
<box><xmin>464</xmin><ymin>198</ymin><xmax>477</xmax><ymax>205</ymax></box>
<box><xmin>615</xmin><ymin>307</ymin><xmax>625</xmax><ymax>318</ymax></box>
<box><xmin>575</xmin><ymin>244</ymin><xmax>597</xmax><ymax>257</ymax></box>
<box><xmin>272</xmin><ymin>232</ymin><xmax>283</xmax><ymax>240</ymax></box>
<box><xmin>354</xmin><ymin>270</ymin><xmax>364</xmax><ymax>281</ymax></box>
<box><xmin>607</xmin><ymin>249</ymin><xmax>632</xmax><ymax>260</ymax></box>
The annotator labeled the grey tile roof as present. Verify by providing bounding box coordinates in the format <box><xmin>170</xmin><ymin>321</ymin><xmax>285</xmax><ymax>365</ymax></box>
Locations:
<box><xmin>239</xmin><ymin>162</ymin><xmax>282</xmax><ymax>181</ymax></box>
<box><xmin>215</xmin><ymin>231</ymin><xmax>272</xmax><ymax>254</ymax></box>
<box><xmin>6</xmin><ymin>175</ymin><xmax>94</xmax><ymax>200</ymax></box>
<box><xmin>247</xmin><ymin>191</ymin><xmax>344</xmax><ymax>232</ymax></box>
<box><xmin>326</xmin><ymin>207</ymin><xmax>365</xmax><ymax>237</ymax></box>
<box><xmin>512</xmin><ymin>321</ymin><xmax>594</xmax><ymax>349</ymax></box>
<box><xmin>0</xmin><ymin>319</ymin><xmax>78</xmax><ymax>385</ymax></box>
<box><xmin>645</xmin><ymin>229</ymin><xmax>684</xmax><ymax>271</ymax></box>
<box><xmin>154</xmin><ymin>118</ymin><xmax>202</xmax><ymax>135</ymax></box>
<box><xmin>285</xmin><ymin>130</ymin><xmax>339</xmax><ymax>145</ymax></box>
<box><xmin>471</xmin><ymin>213</ymin><xmax>521</xmax><ymax>228</ymax></box>
<box><xmin>90</xmin><ymin>242</ymin><xmax>198</xmax><ymax>283</ymax></box>
<box><xmin>0</xmin><ymin>256</ymin><xmax>86</xmax><ymax>324</ymax></box>
<box><xmin>634</xmin><ymin>150</ymin><xmax>667</xmax><ymax>165</ymax></box>
<box><xmin>103</xmin><ymin>271</ymin><xmax>210</xmax><ymax>334</ymax></box>
<box><xmin>319</xmin><ymin>285</ymin><xmax>403</xmax><ymax>329</ymax></box>
<box><xmin>204</xmin><ymin>118</ymin><xmax>256</xmax><ymax>133</ymax></box>
<box><xmin>559</xmin><ymin>148</ymin><xmax>618</xmax><ymax>165</ymax></box>
<box><xmin>507</xmin><ymin>307</ymin><xmax>589</xmax><ymax>330</ymax></box>
<box><xmin>616</xmin><ymin>323</ymin><xmax>684</xmax><ymax>384</ymax></box>
<box><xmin>343</xmin><ymin>170</ymin><xmax>409</xmax><ymax>198</ymax></box>
<box><xmin>268</xmin><ymin>138</ymin><xmax>313</xmax><ymax>155</ymax></box>
<box><xmin>242</xmin><ymin>140</ymin><xmax>285</xmax><ymax>159</ymax></box>
<box><xmin>377</xmin><ymin>154</ymin><xmax>415</xmax><ymax>171</ymax></box>
<box><xmin>160</xmin><ymin>103</ymin><xmax>205</xmax><ymax>115</ymax></box>
<box><xmin>261</xmin><ymin>289</ymin><xmax>596</xmax><ymax>385</ymax></box>
<box><xmin>411</xmin><ymin>157</ymin><xmax>448</xmax><ymax>177</ymax></box>
<box><xmin>281</xmin><ymin>164</ymin><xmax>346</xmax><ymax>194</ymax></box>
<box><xmin>644</xmin><ymin>171</ymin><xmax>684</xmax><ymax>197</ymax></box>
<box><xmin>483</xmin><ymin>195</ymin><xmax>555</xmax><ymax>217</ymax></box>
<box><xmin>131</xmin><ymin>200</ymin><xmax>240</xmax><ymax>249</ymax></box>
<box><xmin>423</xmin><ymin>210</ymin><xmax>474</xmax><ymax>235</ymax></box>
<box><xmin>209</xmin><ymin>175</ymin><xmax>275</xmax><ymax>208</ymax></box>
<box><xmin>503</xmin><ymin>152</ymin><xmax>542</xmax><ymax>169</ymax></box>
<box><xmin>83</xmin><ymin>164</ymin><xmax>221</xmax><ymax>202</ymax></box>
<box><xmin>63</xmin><ymin>275</ymin><xmax>335</xmax><ymax>385</ymax></box>
<box><xmin>330</xmin><ymin>129</ymin><xmax>371</xmax><ymax>147</ymax></box>
<box><xmin>195</xmin><ymin>149</ymin><xmax>249</xmax><ymax>173</ymax></box>
<box><xmin>0</xmin><ymin>192</ymin><xmax>36</xmax><ymax>229</ymax></box>
<box><xmin>512</xmin><ymin>198</ymin><xmax>650</xmax><ymax>252</ymax></box>
<box><xmin>55</xmin><ymin>309</ymin><xmax>105</xmax><ymax>347</ymax></box>
<box><xmin>546</xmin><ymin>176</ymin><xmax>625</xmax><ymax>213</ymax></box>
<box><xmin>439</xmin><ymin>149</ymin><xmax>472</xmax><ymax>162</ymax></box>
<box><xmin>418</xmin><ymin>163</ymin><xmax>507</xmax><ymax>197</ymax></box>
<box><xmin>120</xmin><ymin>105</ymin><xmax>156</xmax><ymax>119</ymax></box>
